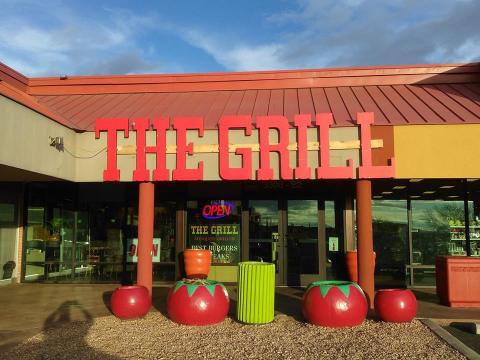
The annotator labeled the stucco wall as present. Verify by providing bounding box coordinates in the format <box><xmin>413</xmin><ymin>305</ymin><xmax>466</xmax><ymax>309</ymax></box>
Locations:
<box><xmin>394</xmin><ymin>124</ymin><xmax>480</xmax><ymax>179</ymax></box>
<box><xmin>0</xmin><ymin>96</ymin><xmax>76</xmax><ymax>181</ymax></box>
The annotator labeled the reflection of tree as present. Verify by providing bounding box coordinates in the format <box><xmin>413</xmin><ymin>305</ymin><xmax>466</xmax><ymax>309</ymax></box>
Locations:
<box><xmin>414</xmin><ymin>202</ymin><xmax>464</xmax><ymax>264</ymax></box>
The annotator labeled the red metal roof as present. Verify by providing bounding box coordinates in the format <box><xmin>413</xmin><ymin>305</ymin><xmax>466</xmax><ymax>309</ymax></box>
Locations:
<box><xmin>1</xmin><ymin>62</ymin><xmax>480</xmax><ymax>130</ymax></box>
<box><xmin>33</xmin><ymin>83</ymin><xmax>480</xmax><ymax>130</ymax></box>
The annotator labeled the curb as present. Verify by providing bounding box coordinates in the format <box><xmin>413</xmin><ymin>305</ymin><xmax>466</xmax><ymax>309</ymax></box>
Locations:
<box><xmin>421</xmin><ymin>319</ymin><xmax>480</xmax><ymax>360</ymax></box>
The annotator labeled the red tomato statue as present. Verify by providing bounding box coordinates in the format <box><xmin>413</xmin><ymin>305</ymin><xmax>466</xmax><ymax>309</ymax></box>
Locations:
<box><xmin>374</xmin><ymin>289</ymin><xmax>417</xmax><ymax>323</ymax></box>
<box><xmin>167</xmin><ymin>279</ymin><xmax>229</xmax><ymax>325</ymax></box>
<box><xmin>111</xmin><ymin>285</ymin><xmax>151</xmax><ymax>320</ymax></box>
<box><xmin>302</xmin><ymin>281</ymin><xmax>368</xmax><ymax>327</ymax></box>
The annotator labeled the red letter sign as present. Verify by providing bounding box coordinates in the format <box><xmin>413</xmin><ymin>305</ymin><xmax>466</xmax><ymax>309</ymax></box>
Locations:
<box><xmin>219</xmin><ymin>115</ymin><xmax>253</xmax><ymax>180</ymax></box>
<box><xmin>294</xmin><ymin>114</ymin><xmax>312</xmax><ymax>179</ymax></box>
<box><xmin>172</xmin><ymin>117</ymin><xmax>204</xmax><ymax>180</ymax></box>
<box><xmin>356</xmin><ymin>112</ymin><xmax>395</xmax><ymax>178</ymax></box>
<box><xmin>132</xmin><ymin>117</ymin><xmax>169</xmax><ymax>181</ymax></box>
<box><xmin>256</xmin><ymin>116</ymin><xmax>293</xmax><ymax>180</ymax></box>
<box><xmin>95</xmin><ymin>118</ymin><xmax>129</xmax><ymax>181</ymax></box>
<box><xmin>316</xmin><ymin>113</ymin><xmax>354</xmax><ymax>179</ymax></box>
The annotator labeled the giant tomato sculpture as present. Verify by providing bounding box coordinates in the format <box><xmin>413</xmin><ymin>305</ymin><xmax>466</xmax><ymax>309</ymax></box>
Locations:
<box><xmin>111</xmin><ymin>285</ymin><xmax>151</xmax><ymax>320</ymax></box>
<box><xmin>374</xmin><ymin>289</ymin><xmax>417</xmax><ymax>323</ymax></box>
<box><xmin>302</xmin><ymin>281</ymin><xmax>368</xmax><ymax>327</ymax></box>
<box><xmin>167</xmin><ymin>279</ymin><xmax>229</xmax><ymax>325</ymax></box>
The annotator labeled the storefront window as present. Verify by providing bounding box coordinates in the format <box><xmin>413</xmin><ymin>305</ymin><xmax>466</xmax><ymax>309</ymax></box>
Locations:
<box><xmin>287</xmin><ymin>200</ymin><xmax>318</xmax><ymax>276</ymax></box>
<box><xmin>372</xmin><ymin>200</ymin><xmax>408</xmax><ymax>288</ymax></box>
<box><xmin>187</xmin><ymin>200</ymin><xmax>241</xmax><ymax>264</ymax></box>
<box><xmin>123</xmin><ymin>202</ymin><xmax>176</xmax><ymax>283</ymax></box>
<box><xmin>411</xmin><ymin>200</ymin><xmax>465</xmax><ymax>286</ymax></box>
<box><xmin>88</xmin><ymin>205</ymin><xmax>126</xmax><ymax>283</ymax></box>
<box><xmin>468</xmin><ymin>200</ymin><xmax>480</xmax><ymax>257</ymax></box>
<box><xmin>0</xmin><ymin>198</ymin><xmax>18</xmax><ymax>282</ymax></box>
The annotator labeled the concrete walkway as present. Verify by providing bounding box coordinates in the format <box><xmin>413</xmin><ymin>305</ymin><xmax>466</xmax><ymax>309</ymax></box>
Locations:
<box><xmin>0</xmin><ymin>284</ymin><xmax>479</xmax><ymax>354</ymax></box>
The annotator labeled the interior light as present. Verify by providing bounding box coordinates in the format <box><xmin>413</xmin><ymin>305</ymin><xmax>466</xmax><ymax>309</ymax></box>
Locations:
<box><xmin>423</xmin><ymin>191</ymin><xmax>436</xmax><ymax>194</ymax></box>
<box><xmin>439</xmin><ymin>185</ymin><xmax>455</xmax><ymax>189</ymax></box>
<box><xmin>467</xmin><ymin>179</ymin><xmax>479</xmax><ymax>182</ymax></box>
<box><xmin>393</xmin><ymin>186</ymin><xmax>406</xmax><ymax>190</ymax></box>
<box><xmin>373</xmin><ymin>196</ymin><xmax>383</xmax><ymax>199</ymax></box>
<box><xmin>410</xmin><ymin>195</ymin><xmax>421</xmax><ymax>199</ymax></box>
<box><xmin>409</xmin><ymin>179</ymin><xmax>423</xmax><ymax>182</ymax></box>
<box><xmin>381</xmin><ymin>191</ymin><xmax>393</xmax><ymax>195</ymax></box>
<box><xmin>448</xmin><ymin>195</ymin><xmax>460</xmax><ymax>198</ymax></box>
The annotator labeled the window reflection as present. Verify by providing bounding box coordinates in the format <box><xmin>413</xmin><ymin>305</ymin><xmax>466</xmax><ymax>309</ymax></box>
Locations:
<box><xmin>249</xmin><ymin>200</ymin><xmax>278</xmax><ymax>264</ymax></box>
<box><xmin>372</xmin><ymin>200</ymin><xmax>408</xmax><ymax>288</ymax></box>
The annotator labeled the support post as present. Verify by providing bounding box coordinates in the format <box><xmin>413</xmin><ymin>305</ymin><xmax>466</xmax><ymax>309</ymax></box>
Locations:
<box><xmin>137</xmin><ymin>182</ymin><xmax>154</xmax><ymax>296</ymax></box>
<box><xmin>356</xmin><ymin>179</ymin><xmax>375</xmax><ymax>308</ymax></box>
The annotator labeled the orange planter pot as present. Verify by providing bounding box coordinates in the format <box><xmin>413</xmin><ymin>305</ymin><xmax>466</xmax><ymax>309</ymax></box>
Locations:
<box><xmin>184</xmin><ymin>249</ymin><xmax>212</xmax><ymax>279</ymax></box>
<box><xmin>345</xmin><ymin>250</ymin><xmax>376</xmax><ymax>283</ymax></box>
<box><xmin>436</xmin><ymin>256</ymin><xmax>480</xmax><ymax>308</ymax></box>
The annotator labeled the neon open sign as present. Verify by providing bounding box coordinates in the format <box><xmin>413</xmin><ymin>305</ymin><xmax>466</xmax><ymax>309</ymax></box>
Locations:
<box><xmin>202</xmin><ymin>201</ymin><xmax>234</xmax><ymax>220</ymax></box>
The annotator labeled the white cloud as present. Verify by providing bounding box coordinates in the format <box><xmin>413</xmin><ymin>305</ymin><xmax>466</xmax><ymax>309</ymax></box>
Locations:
<box><xmin>0</xmin><ymin>4</ymin><xmax>159</xmax><ymax>76</ymax></box>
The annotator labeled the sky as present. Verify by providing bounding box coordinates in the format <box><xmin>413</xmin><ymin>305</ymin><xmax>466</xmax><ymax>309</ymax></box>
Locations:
<box><xmin>0</xmin><ymin>0</ymin><xmax>478</xmax><ymax>77</ymax></box>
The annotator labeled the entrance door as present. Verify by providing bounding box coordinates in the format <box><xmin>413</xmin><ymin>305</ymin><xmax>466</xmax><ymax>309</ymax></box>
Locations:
<box><xmin>285</xmin><ymin>200</ymin><xmax>319</xmax><ymax>286</ymax></box>
<box><xmin>248</xmin><ymin>200</ymin><xmax>283</xmax><ymax>284</ymax></box>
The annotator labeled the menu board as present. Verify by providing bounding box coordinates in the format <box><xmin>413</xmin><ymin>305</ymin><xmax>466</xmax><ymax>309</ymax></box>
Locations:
<box><xmin>189</xmin><ymin>223</ymin><xmax>240</xmax><ymax>264</ymax></box>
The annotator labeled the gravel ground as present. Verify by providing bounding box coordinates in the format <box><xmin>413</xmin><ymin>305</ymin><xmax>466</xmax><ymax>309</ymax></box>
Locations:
<box><xmin>5</xmin><ymin>313</ymin><xmax>466</xmax><ymax>360</ymax></box>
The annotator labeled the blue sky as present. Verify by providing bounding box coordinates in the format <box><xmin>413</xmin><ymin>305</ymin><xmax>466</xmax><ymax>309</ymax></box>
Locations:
<box><xmin>0</xmin><ymin>0</ymin><xmax>478</xmax><ymax>77</ymax></box>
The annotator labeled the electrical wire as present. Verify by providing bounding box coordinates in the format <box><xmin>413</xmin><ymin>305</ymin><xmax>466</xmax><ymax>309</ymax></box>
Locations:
<box><xmin>63</xmin><ymin>146</ymin><xmax>107</xmax><ymax>159</ymax></box>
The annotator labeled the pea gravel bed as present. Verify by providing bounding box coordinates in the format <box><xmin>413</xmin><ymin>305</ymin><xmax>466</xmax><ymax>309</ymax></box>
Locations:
<box><xmin>5</xmin><ymin>313</ymin><xmax>465</xmax><ymax>360</ymax></box>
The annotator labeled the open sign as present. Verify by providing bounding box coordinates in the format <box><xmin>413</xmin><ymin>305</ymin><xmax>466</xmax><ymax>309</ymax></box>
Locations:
<box><xmin>202</xmin><ymin>201</ymin><xmax>234</xmax><ymax>220</ymax></box>
<box><xmin>126</xmin><ymin>238</ymin><xmax>161</xmax><ymax>263</ymax></box>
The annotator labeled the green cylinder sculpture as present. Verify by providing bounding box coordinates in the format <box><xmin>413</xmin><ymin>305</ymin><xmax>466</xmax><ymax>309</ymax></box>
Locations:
<box><xmin>236</xmin><ymin>261</ymin><xmax>275</xmax><ymax>324</ymax></box>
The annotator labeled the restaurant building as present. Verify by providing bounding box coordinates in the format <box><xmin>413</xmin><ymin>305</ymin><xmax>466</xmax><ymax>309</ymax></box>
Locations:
<box><xmin>1</xmin><ymin>61</ymin><xmax>480</xmax><ymax>300</ymax></box>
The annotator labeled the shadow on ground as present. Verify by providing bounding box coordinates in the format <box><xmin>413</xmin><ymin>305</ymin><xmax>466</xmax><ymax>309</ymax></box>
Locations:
<box><xmin>5</xmin><ymin>301</ymin><xmax>119</xmax><ymax>359</ymax></box>
<box><xmin>444</xmin><ymin>322</ymin><xmax>480</xmax><ymax>354</ymax></box>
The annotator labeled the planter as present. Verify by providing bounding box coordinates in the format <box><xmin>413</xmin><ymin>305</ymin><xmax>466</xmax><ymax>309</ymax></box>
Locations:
<box><xmin>302</xmin><ymin>280</ymin><xmax>368</xmax><ymax>327</ymax></box>
<box><xmin>436</xmin><ymin>256</ymin><xmax>480</xmax><ymax>307</ymax></box>
<box><xmin>345</xmin><ymin>250</ymin><xmax>376</xmax><ymax>283</ymax></box>
<box><xmin>237</xmin><ymin>262</ymin><xmax>275</xmax><ymax>324</ymax></box>
<box><xmin>167</xmin><ymin>279</ymin><xmax>229</xmax><ymax>325</ymax></box>
<box><xmin>111</xmin><ymin>285</ymin><xmax>151</xmax><ymax>320</ymax></box>
<box><xmin>374</xmin><ymin>289</ymin><xmax>417</xmax><ymax>322</ymax></box>
<box><xmin>184</xmin><ymin>249</ymin><xmax>212</xmax><ymax>279</ymax></box>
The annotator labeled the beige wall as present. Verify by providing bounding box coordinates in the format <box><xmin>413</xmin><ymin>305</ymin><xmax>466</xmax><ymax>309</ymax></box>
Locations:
<box><xmin>0</xmin><ymin>96</ymin><xmax>76</xmax><ymax>181</ymax></box>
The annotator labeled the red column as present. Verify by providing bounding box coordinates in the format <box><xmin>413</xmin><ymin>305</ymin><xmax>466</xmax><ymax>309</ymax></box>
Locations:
<box><xmin>137</xmin><ymin>182</ymin><xmax>154</xmax><ymax>296</ymax></box>
<box><xmin>356</xmin><ymin>179</ymin><xmax>375</xmax><ymax>308</ymax></box>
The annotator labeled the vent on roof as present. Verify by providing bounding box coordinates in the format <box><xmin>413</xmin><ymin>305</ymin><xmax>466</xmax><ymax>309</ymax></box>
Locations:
<box><xmin>60</xmin><ymin>75</ymin><xmax>68</xmax><ymax>80</ymax></box>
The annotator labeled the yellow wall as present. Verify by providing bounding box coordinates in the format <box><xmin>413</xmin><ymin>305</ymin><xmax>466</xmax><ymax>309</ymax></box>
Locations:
<box><xmin>394</xmin><ymin>124</ymin><xmax>480</xmax><ymax>178</ymax></box>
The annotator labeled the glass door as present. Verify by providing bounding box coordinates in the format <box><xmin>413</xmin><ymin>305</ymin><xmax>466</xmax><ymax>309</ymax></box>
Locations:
<box><xmin>286</xmin><ymin>200</ymin><xmax>319</xmax><ymax>286</ymax></box>
<box><xmin>249</xmin><ymin>200</ymin><xmax>283</xmax><ymax>284</ymax></box>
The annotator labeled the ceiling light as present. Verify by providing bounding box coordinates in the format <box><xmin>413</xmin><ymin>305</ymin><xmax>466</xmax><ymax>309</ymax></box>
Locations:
<box><xmin>393</xmin><ymin>186</ymin><xmax>406</xmax><ymax>190</ymax></box>
<box><xmin>467</xmin><ymin>179</ymin><xmax>479</xmax><ymax>182</ymax></box>
<box><xmin>373</xmin><ymin>196</ymin><xmax>383</xmax><ymax>199</ymax></box>
<box><xmin>439</xmin><ymin>185</ymin><xmax>455</xmax><ymax>189</ymax></box>
<box><xmin>410</xmin><ymin>195</ymin><xmax>421</xmax><ymax>199</ymax></box>
<box><xmin>447</xmin><ymin>195</ymin><xmax>460</xmax><ymax>198</ymax></box>
<box><xmin>409</xmin><ymin>179</ymin><xmax>423</xmax><ymax>182</ymax></box>
<box><xmin>423</xmin><ymin>191</ymin><xmax>436</xmax><ymax>194</ymax></box>
<box><xmin>381</xmin><ymin>191</ymin><xmax>393</xmax><ymax>195</ymax></box>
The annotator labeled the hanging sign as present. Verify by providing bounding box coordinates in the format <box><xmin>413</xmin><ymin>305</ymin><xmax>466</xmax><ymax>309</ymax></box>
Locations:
<box><xmin>189</xmin><ymin>224</ymin><xmax>240</xmax><ymax>264</ymax></box>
